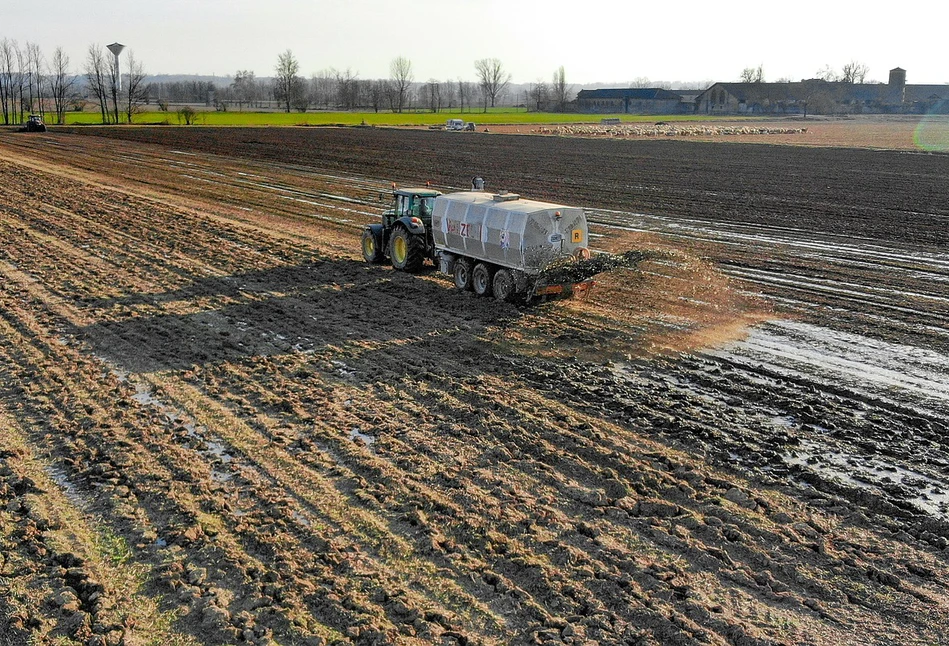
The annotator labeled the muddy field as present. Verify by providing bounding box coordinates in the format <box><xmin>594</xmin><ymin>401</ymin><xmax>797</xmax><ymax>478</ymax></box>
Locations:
<box><xmin>0</xmin><ymin>124</ymin><xmax>947</xmax><ymax>646</ymax></box>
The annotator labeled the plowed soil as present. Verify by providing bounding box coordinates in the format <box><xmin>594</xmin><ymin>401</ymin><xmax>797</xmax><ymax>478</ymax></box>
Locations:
<box><xmin>0</xmin><ymin>125</ymin><xmax>947</xmax><ymax>646</ymax></box>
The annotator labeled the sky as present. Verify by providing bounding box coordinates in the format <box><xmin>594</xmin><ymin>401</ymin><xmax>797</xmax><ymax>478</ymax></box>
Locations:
<box><xmin>4</xmin><ymin>0</ymin><xmax>948</xmax><ymax>87</ymax></box>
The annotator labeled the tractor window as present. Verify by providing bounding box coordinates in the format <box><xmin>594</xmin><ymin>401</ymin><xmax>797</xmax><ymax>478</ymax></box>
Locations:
<box><xmin>396</xmin><ymin>195</ymin><xmax>410</xmax><ymax>216</ymax></box>
<box><xmin>418</xmin><ymin>197</ymin><xmax>434</xmax><ymax>217</ymax></box>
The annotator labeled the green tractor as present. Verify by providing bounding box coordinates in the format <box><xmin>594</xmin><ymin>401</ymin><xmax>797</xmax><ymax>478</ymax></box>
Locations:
<box><xmin>361</xmin><ymin>186</ymin><xmax>441</xmax><ymax>272</ymax></box>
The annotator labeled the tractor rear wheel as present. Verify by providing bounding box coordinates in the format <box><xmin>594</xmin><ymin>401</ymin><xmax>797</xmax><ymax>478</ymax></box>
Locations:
<box><xmin>492</xmin><ymin>268</ymin><xmax>517</xmax><ymax>302</ymax></box>
<box><xmin>472</xmin><ymin>263</ymin><xmax>494</xmax><ymax>296</ymax></box>
<box><xmin>361</xmin><ymin>228</ymin><xmax>383</xmax><ymax>264</ymax></box>
<box><xmin>453</xmin><ymin>257</ymin><xmax>473</xmax><ymax>290</ymax></box>
<box><xmin>390</xmin><ymin>226</ymin><xmax>424</xmax><ymax>272</ymax></box>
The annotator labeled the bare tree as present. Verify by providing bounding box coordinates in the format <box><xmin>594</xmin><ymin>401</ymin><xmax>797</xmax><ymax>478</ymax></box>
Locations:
<box><xmin>389</xmin><ymin>56</ymin><xmax>413</xmax><ymax>113</ymax></box>
<box><xmin>474</xmin><ymin>58</ymin><xmax>511</xmax><ymax>111</ymax></box>
<box><xmin>290</xmin><ymin>77</ymin><xmax>309</xmax><ymax>111</ymax></box>
<box><xmin>551</xmin><ymin>65</ymin><xmax>572</xmax><ymax>112</ymax></box>
<box><xmin>231</xmin><ymin>70</ymin><xmax>258</xmax><ymax>110</ymax></box>
<box><xmin>0</xmin><ymin>38</ymin><xmax>19</xmax><ymax>125</ymax></box>
<box><xmin>85</xmin><ymin>44</ymin><xmax>111</xmax><ymax>123</ymax></box>
<box><xmin>13</xmin><ymin>44</ymin><xmax>27</xmax><ymax>122</ymax></box>
<box><xmin>333</xmin><ymin>68</ymin><xmax>359</xmax><ymax>109</ymax></box>
<box><xmin>123</xmin><ymin>50</ymin><xmax>147</xmax><ymax>123</ymax></box>
<box><xmin>457</xmin><ymin>78</ymin><xmax>472</xmax><ymax>113</ymax></box>
<box><xmin>309</xmin><ymin>70</ymin><xmax>333</xmax><ymax>109</ymax></box>
<box><xmin>442</xmin><ymin>80</ymin><xmax>456</xmax><ymax>111</ymax></box>
<box><xmin>274</xmin><ymin>49</ymin><xmax>300</xmax><ymax>112</ymax></box>
<box><xmin>799</xmin><ymin>78</ymin><xmax>839</xmax><ymax>118</ymax></box>
<box><xmin>367</xmin><ymin>79</ymin><xmax>386</xmax><ymax>113</ymax></box>
<box><xmin>48</xmin><ymin>47</ymin><xmax>75</xmax><ymax>124</ymax></box>
<box><xmin>630</xmin><ymin>76</ymin><xmax>651</xmax><ymax>88</ymax></box>
<box><xmin>815</xmin><ymin>64</ymin><xmax>838</xmax><ymax>82</ymax></box>
<box><xmin>425</xmin><ymin>79</ymin><xmax>441</xmax><ymax>112</ymax></box>
<box><xmin>528</xmin><ymin>80</ymin><xmax>549</xmax><ymax>112</ymax></box>
<box><xmin>740</xmin><ymin>64</ymin><xmax>764</xmax><ymax>83</ymax></box>
<box><xmin>24</xmin><ymin>42</ymin><xmax>44</xmax><ymax>118</ymax></box>
<box><xmin>841</xmin><ymin>60</ymin><xmax>869</xmax><ymax>84</ymax></box>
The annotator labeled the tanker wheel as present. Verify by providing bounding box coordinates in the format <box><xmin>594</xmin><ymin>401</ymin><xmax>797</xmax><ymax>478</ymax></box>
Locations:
<box><xmin>390</xmin><ymin>227</ymin><xmax>424</xmax><ymax>272</ymax></box>
<box><xmin>453</xmin><ymin>257</ymin><xmax>473</xmax><ymax>291</ymax></box>
<box><xmin>361</xmin><ymin>229</ymin><xmax>383</xmax><ymax>264</ymax></box>
<box><xmin>492</xmin><ymin>268</ymin><xmax>517</xmax><ymax>302</ymax></box>
<box><xmin>472</xmin><ymin>263</ymin><xmax>494</xmax><ymax>296</ymax></box>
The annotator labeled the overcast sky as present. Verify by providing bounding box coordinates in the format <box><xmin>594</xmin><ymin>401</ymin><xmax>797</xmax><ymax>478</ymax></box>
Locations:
<box><xmin>5</xmin><ymin>0</ymin><xmax>947</xmax><ymax>86</ymax></box>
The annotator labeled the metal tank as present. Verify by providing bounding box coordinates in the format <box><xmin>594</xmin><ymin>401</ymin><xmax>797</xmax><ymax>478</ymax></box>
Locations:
<box><xmin>432</xmin><ymin>191</ymin><xmax>589</xmax><ymax>275</ymax></box>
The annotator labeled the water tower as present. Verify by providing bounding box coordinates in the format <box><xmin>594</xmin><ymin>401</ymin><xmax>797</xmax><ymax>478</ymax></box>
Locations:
<box><xmin>107</xmin><ymin>43</ymin><xmax>126</xmax><ymax>91</ymax></box>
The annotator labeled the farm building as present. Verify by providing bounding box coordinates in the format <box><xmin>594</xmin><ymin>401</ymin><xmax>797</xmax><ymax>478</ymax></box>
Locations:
<box><xmin>576</xmin><ymin>88</ymin><xmax>691</xmax><ymax>114</ymax></box>
<box><xmin>696</xmin><ymin>68</ymin><xmax>949</xmax><ymax>115</ymax></box>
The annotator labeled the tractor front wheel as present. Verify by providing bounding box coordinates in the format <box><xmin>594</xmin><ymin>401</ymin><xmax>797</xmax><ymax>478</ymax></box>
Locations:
<box><xmin>472</xmin><ymin>263</ymin><xmax>494</xmax><ymax>296</ymax></box>
<box><xmin>361</xmin><ymin>228</ymin><xmax>383</xmax><ymax>264</ymax></box>
<box><xmin>390</xmin><ymin>227</ymin><xmax>424</xmax><ymax>272</ymax></box>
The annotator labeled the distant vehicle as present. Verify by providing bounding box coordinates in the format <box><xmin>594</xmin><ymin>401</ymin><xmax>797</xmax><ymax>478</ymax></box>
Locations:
<box><xmin>446</xmin><ymin>119</ymin><xmax>476</xmax><ymax>132</ymax></box>
<box><xmin>21</xmin><ymin>115</ymin><xmax>47</xmax><ymax>133</ymax></box>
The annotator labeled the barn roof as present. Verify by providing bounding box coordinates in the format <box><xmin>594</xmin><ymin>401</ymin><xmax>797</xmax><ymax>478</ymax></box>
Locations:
<box><xmin>904</xmin><ymin>85</ymin><xmax>949</xmax><ymax>102</ymax></box>
<box><xmin>701</xmin><ymin>81</ymin><xmax>945</xmax><ymax>105</ymax></box>
<box><xmin>577</xmin><ymin>88</ymin><xmax>683</xmax><ymax>101</ymax></box>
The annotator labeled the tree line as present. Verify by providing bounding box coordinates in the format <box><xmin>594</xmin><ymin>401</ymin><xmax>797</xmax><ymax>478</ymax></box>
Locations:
<box><xmin>0</xmin><ymin>37</ymin><xmax>148</xmax><ymax>125</ymax></box>
<box><xmin>266</xmin><ymin>51</ymin><xmax>573</xmax><ymax>114</ymax></box>
<box><xmin>739</xmin><ymin>60</ymin><xmax>872</xmax><ymax>84</ymax></box>
<box><xmin>0</xmin><ymin>37</ymin><xmax>576</xmax><ymax>124</ymax></box>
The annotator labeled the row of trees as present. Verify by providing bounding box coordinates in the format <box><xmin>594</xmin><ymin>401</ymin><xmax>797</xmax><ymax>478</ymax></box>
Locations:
<box><xmin>2</xmin><ymin>37</ymin><xmax>572</xmax><ymax>121</ymax></box>
<box><xmin>0</xmin><ymin>37</ymin><xmax>148</xmax><ymax>125</ymax></box>
<box><xmin>740</xmin><ymin>60</ymin><xmax>872</xmax><ymax>84</ymax></box>
<box><xmin>84</xmin><ymin>45</ymin><xmax>147</xmax><ymax>124</ymax></box>
<box><xmin>0</xmin><ymin>38</ymin><xmax>73</xmax><ymax>125</ymax></box>
<box><xmin>270</xmin><ymin>51</ymin><xmax>573</xmax><ymax>113</ymax></box>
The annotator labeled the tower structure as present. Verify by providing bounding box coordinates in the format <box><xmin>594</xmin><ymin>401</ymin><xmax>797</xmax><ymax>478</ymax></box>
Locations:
<box><xmin>107</xmin><ymin>43</ymin><xmax>126</xmax><ymax>92</ymax></box>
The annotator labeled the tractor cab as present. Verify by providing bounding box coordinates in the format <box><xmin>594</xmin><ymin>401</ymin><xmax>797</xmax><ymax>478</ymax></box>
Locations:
<box><xmin>364</xmin><ymin>186</ymin><xmax>442</xmax><ymax>271</ymax></box>
<box><xmin>385</xmin><ymin>188</ymin><xmax>440</xmax><ymax>227</ymax></box>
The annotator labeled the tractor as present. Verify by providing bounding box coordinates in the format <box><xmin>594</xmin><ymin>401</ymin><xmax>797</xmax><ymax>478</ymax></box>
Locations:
<box><xmin>23</xmin><ymin>115</ymin><xmax>47</xmax><ymax>132</ymax></box>
<box><xmin>361</xmin><ymin>186</ymin><xmax>441</xmax><ymax>272</ymax></box>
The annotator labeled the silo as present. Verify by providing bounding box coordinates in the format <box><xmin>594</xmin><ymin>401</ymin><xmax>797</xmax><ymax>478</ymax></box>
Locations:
<box><xmin>888</xmin><ymin>67</ymin><xmax>906</xmax><ymax>104</ymax></box>
<box><xmin>888</xmin><ymin>67</ymin><xmax>907</xmax><ymax>88</ymax></box>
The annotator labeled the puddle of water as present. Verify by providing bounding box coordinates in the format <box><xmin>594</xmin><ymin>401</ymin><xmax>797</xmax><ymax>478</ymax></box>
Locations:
<box><xmin>292</xmin><ymin>510</ymin><xmax>312</xmax><ymax>527</ymax></box>
<box><xmin>349</xmin><ymin>427</ymin><xmax>375</xmax><ymax>446</ymax></box>
<box><xmin>45</xmin><ymin>465</ymin><xmax>91</xmax><ymax>510</ymax></box>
